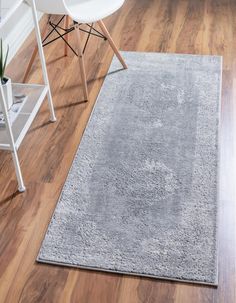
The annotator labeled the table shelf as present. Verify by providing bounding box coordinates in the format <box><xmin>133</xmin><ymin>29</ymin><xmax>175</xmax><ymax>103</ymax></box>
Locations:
<box><xmin>0</xmin><ymin>83</ymin><xmax>48</xmax><ymax>150</ymax></box>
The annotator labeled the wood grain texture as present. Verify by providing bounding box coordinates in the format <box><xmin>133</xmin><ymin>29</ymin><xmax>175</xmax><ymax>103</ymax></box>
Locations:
<box><xmin>0</xmin><ymin>1</ymin><xmax>235</xmax><ymax>302</ymax></box>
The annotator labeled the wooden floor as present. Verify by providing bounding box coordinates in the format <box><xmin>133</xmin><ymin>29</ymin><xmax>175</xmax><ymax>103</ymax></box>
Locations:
<box><xmin>0</xmin><ymin>0</ymin><xmax>236</xmax><ymax>302</ymax></box>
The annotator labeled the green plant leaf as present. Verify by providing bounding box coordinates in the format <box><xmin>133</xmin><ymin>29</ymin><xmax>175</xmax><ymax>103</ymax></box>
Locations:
<box><xmin>0</xmin><ymin>39</ymin><xmax>3</xmax><ymax>81</ymax></box>
<box><xmin>2</xmin><ymin>45</ymin><xmax>9</xmax><ymax>80</ymax></box>
<box><xmin>0</xmin><ymin>39</ymin><xmax>9</xmax><ymax>83</ymax></box>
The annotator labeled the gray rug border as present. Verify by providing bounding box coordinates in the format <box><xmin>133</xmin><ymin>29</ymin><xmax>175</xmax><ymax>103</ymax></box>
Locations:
<box><xmin>37</xmin><ymin>258</ymin><xmax>218</xmax><ymax>287</ymax></box>
<box><xmin>37</xmin><ymin>52</ymin><xmax>223</xmax><ymax>287</ymax></box>
<box><xmin>215</xmin><ymin>53</ymin><xmax>223</xmax><ymax>288</ymax></box>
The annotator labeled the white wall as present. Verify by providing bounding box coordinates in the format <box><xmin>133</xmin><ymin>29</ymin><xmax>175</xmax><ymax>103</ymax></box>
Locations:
<box><xmin>1</xmin><ymin>1</ymin><xmax>42</xmax><ymax>63</ymax></box>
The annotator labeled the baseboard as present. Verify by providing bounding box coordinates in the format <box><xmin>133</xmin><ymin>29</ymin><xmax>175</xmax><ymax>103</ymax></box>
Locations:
<box><xmin>1</xmin><ymin>2</ymin><xmax>43</xmax><ymax>63</ymax></box>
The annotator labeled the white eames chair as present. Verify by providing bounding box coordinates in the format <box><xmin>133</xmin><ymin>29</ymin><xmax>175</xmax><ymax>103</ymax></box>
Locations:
<box><xmin>25</xmin><ymin>0</ymin><xmax>128</xmax><ymax>101</ymax></box>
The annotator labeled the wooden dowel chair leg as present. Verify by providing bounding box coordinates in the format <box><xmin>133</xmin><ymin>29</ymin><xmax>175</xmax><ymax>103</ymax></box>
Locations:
<box><xmin>75</xmin><ymin>25</ymin><xmax>89</xmax><ymax>101</ymax></box>
<box><xmin>97</xmin><ymin>20</ymin><xmax>127</xmax><ymax>69</ymax></box>
<box><xmin>22</xmin><ymin>44</ymin><xmax>38</xmax><ymax>83</ymax></box>
<box><xmin>64</xmin><ymin>15</ymin><xmax>69</xmax><ymax>56</ymax></box>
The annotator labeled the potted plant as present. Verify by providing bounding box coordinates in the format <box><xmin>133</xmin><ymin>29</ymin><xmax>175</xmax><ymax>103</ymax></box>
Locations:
<box><xmin>0</xmin><ymin>38</ymin><xmax>12</xmax><ymax>111</ymax></box>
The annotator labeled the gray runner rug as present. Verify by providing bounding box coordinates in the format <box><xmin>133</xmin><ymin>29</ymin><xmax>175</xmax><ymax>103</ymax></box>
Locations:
<box><xmin>38</xmin><ymin>52</ymin><xmax>222</xmax><ymax>285</ymax></box>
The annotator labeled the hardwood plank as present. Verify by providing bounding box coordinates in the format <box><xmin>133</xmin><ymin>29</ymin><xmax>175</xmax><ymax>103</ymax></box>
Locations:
<box><xmin>0</xmin><ymin>1</ymin><xmax>235</xmax><ymax>302</ymax></box>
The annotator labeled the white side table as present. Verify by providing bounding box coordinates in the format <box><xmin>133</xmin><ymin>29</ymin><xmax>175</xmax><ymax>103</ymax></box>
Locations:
<box><xmin>0</xmin><ymin>0</ymin><xmax>56</xmax><ymax>192</ymax></box>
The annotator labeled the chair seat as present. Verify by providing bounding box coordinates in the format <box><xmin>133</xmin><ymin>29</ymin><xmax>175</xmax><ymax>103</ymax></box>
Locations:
<box><xmin>66</xmin><ymin>0</ymin><xmax>125</xmax><ymax>23</ymax></box>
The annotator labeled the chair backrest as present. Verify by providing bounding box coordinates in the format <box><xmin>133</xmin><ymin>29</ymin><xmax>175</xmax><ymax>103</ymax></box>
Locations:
<box><xmin>34</xmin><ymin>0</ymin><xmax>67</xmax><ymax>14</ymax></box>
